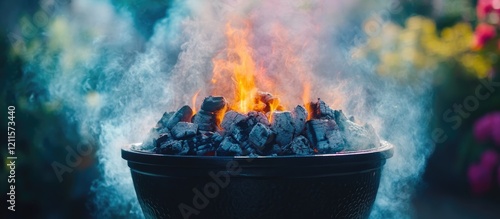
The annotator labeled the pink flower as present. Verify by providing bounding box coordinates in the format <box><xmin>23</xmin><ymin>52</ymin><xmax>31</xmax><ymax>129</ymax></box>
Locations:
<box><xmin>480</xmin><ymin>150</ymin><xmax>499</xmax><ymax>169</ymax></box>
<box><xmin>473</xmin><ymin>23</ymin><xmax>497</xmax><ymax>50</ymax></box>
<box><xmin>492</xmin><ymin>114</ymin><xmax>500</xmax><ymax>146</ymax></box>
<box><xmin>474</xmin><ymin>112</ymin><xmax>500</xmax><ymax>145</ymax></box>
<box><xmin>474</xmin><ymin>114</ymin><xmax>492</xmax><ymax>142</ymax></box>
<box><xmin>477</xmin><ymin>0</ymin><xmax>500</xmax><ymax>20</ymax></box>
<box><xmin>467</xmin><ymin>163</ymin><xmax>493</xmax><ymax>195</ymax></box>
<box><xmin>477</xmin><ymin>0</ymin><xmax>495</xmax><ymax>20</ymax></box>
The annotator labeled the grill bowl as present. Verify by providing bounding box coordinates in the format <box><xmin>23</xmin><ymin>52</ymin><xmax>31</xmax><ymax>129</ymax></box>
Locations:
<box><xmin>122</xmin><ymin>141</ymin><xmax>393</xmax><ymax>219</ymax></box>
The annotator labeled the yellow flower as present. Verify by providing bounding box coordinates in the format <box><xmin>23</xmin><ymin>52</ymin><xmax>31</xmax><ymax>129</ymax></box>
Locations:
<box><xmin>459</xmin><ymin>54</ymin><xmax>491</xmax><ymax>78</ymax></box>
<box><xmin>356</xmin><ymin>15</ymin><xmax>490</xmax><ymax>80</ymax></box>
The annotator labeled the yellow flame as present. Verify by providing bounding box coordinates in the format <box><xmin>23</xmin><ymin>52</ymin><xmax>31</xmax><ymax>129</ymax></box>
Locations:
<box><xmin>192</xmin><ymin>89</ymin><xmax>201</xmax><ymax>114</ymax></box>
<box><xmin>212</xmin><ymin>21</ymin><xmax>259</xmax><ymax>114</ymax></box>
<box><xmin>207</xmin><ymin>19</ymin><xmax>314</xmax><ymax>117</ymax></box>
<box><xmin>302</xmin><ymin>82</ymin><xmax>313</xmax><ymax>120</ymax></box>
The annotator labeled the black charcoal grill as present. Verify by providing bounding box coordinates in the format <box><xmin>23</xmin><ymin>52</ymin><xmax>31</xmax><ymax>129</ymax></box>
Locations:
<box><xmin>122</xmin><ymin>141</ymin><xmax>393</xmax><ymax>219</ymax></box>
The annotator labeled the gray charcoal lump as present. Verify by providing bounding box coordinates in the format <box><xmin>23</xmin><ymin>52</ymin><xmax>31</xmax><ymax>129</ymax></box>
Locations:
<box><xmin>221</xmin><ymin>111</ymin><xmax>247</xmax><ymax>133</ymax></box>
<box><xmin>247</xmin><ymin>111</ymin><xmax>270</xmax><ymax>126</ymax></box>
<box><xmin>156</xmin><ymin>112</ymin><xmax>174</xmax><ymax>128</ymax></box>
<box><xmin>316</xmin><ymin>99</ymin><xmax>335</xmax><ymax>119</ymax></box>
<box><xmin>239</xmin><ymin>141</ymin><xmax>255</xmax><ymax>155</ymax></box>
<box><xmin>333</xmin><ymin>110</ymin><xmax>380</xmax><ymax>150</ymax></box>
<box><xmin>256</xmin><ymin>92</ymin><xmax>283</xmax><ymax>112</ymax></box>
<box><xmin>171</xmin><ymin>122</ymin><xmax>198</xmax><ymax>139</ymax></box>
<box><xmin>271</xmin><ymin>111</ymin><xmax>295</xmax><ymax>146</ymax></box>
<box><xmin>305</xmin><ymin>119</ymin><xmax>338</xmax><ymax>145</ymax></box>
<box><xmin>155</xmin><ymin>140</ymin><xmax>190</xmax><ymax>155</ymax></box>
<box><xmin>248</xmin><ymin>123</ymin><xmax>274</xmax><ymax>150</ymax></box>
<box><xmin>321</xmin><ymin>129</ymin><xmax>344</xmax><ymax>153</ymax></box>
<box><xmin>342</xmin><ymin>120</ymin><xmax>380</xmax><ymax>150</ymax></box>
<box><xmin>155</xmin><ymin>133</ymin><xmax>171</xmax><ymax>147</ymax></box>
<box><xmin>217</xmin><ymin>137</ymin><xmax>243</xmax><ymax>156</ymax></box>
<box><xmin>185</xmin><ymin>133</ymin><xmax>218</xmax><ymax>155</ymax></box>
<box><xmin>231</xmin><ymin>125</ymin><xmax>248</xmax><ymax>143</ymax></box>
<box><xmin>256</xmin><ymin>91</ymin><xmax>274</xmax><ymax>103</ymax></box>
<box><xmin>142</xmin><ymin>96</ymin><xmax>382</xmax><ymax>156</ymax></box>
<box><xmin>166</xmin><ymin>105</ymin><xmax>194</xmax><ymax>129</ymax></box>
<box><xmin>192</xmin><ymin>110</ymin><xmax>216</xmax><ymax>131</ymax></box>
<box><xmin>201</xmin><ymin>96</ymin><xmax>227</xmax><ymax>112</ymax></box>
<box><xmin>284</xmin><ymin>136</ymin><xmax>313</xmax><ymax>155</ymax></box>
<box><xmin>141</xmin><ymin>128</ymin><xmax>160</xmax><ymax>151</ymax></box>
<box><xmin>292</xmin><ymin>105</ymin><xmax>307</xmax><ymax>135</ymax></box>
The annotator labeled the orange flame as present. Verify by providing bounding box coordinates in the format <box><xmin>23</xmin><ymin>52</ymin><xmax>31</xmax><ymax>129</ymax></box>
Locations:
<box><xmin>192</xmin><ymin>89</ymin><xmax>201</xmax><ymax>114</ymax></box>
<box><xmin>302</xmin><ymin>82</ymin><xmax>313</xmax><ymax>120</ymax></box>
<box><xmin>211</xmin><ymin>21</ymin><xmax>260</xmax><ymax>114</ymax></box>
<box><xmin>207</xmin><ymin>19</ymin><xmax>314</xmax><ymax>118</ymax></box>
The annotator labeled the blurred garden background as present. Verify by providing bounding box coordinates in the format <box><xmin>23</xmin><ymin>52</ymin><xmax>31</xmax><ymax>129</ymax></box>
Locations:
<box><xmin>1</xmin><ymin>0</ymin><xmax>500</xmax><ymax>218</ymax></box>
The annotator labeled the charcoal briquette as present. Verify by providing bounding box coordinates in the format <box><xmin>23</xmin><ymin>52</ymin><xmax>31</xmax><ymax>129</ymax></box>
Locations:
<box><xmin>315</xmin><ymin>141</ymin><xmax>330</xmax><ymax>154</ymax></box>
<box><xmin>200</xmin><ymin>96</ymin><xmax>228</xmax><ymax>130</ymax></box>
<box><xmin>256</xmin><ymin>91</ymin><xmax>274</xmax><ymax>103</ymax></box>
<box><xmin>166</xmin><ymin>105</ymin><xmax>194</xmax><ymax>129</ymax></box>
<box><xmin>240</xmin><ymin>141</ymin><xmax>254</xmax><ymax>155</ymax></box>
<box><xmin>339</xmin><ymin>119</ymin><xmax>380</xmax><ymax>151</ymax></box>
<box><xmin>333</xmin><ymin>110</ymin><xmax>380</xmax><ymax>151</ymax></box>
<box><xmin>192</xmin><ymin>110</ymin><xmax>216</xmax><ymax>131</ymax></box>
<box><xmin>171</xmin><ymin>122</ymin><xmax>198</xmax><ymax>139</ymax></box>
<box><xmin>318</xmin><ymin>129</ymin><xmax>344</xmax><ymax>153</ymax></box>
<box><xmin>221</xmin><ymin>111</ymin><xmax>247</xmax><ymax>132</ymax></box>
<box><xmin>271</xmin><ymin>111</ymin><xmax>295</xmax><ymax>146</ymax></box>
<box><xmin>155</xmin><ymin>140</ymin><xmax>189</xmax><ymax>155</ymax></box>
<box><xmin>315</xmin><ymin>99</ymin><xmax>335</xmax><ymax>119</ymax></box>
<box><xmin>292</xmin><ymin>105</ymin><xmax>307</xmax><ymax>135</ymax></box>
<box><xmin>216</xmin><ymin>137</ymin><xmax>243</xmax><ymax>156</ymax></box>
<box><xmin>211</xmin><ymin>132</ymin><xmax>224</xmax><ymax>144</ymax></box>
<box><xmin>306</xmin><ymin>101</ymin><xmax>318</xmax><ymax>118</ymax></box>
<box><xmin>156</xmin><ymin>126</ymin><xmax>170</xmax><ymax>135</ymax></box>
<box><xmin>289</xmin><ymin>136</ymin><xmax>313</xmax><ymax>155</ymax></box>
<box><xmin>142</xmin><ymin>128</ymin><xmax>160</xmax><ymax>149</ymax></box>
<box><xmin>231</xmin><ymin>126</ymin><xmax>248</xmax><ymax>143</ymax></box>
<box><xmin>201</xmin><ymin>96</ymin><xmax>227</xmax><ymax>112</ymax></box>
<box><xmin>156</xmin><ymin>112</ymin><xmax>174</xmax><ymax>128</ymax></box>
<box><xmin>247</xmin><ymin>111</ymin><xmax>270</xmax><ymax>126</ymax></box>
<box><xmin>256</xmin><ymin>92</ymin><xmax>281</xmax><ymax>113</ymax></box>
<box><xmin>333</xmin><ymin>110</ymin><xmax>348</xmax><ymax>130</ymax></box>
<box><xmin>248</xmin><ymin>123</ymin><xmax>274</xmax><ymax>150</ymax></box>
<box><xmin>185</xmin><ymin>133</ymin><xmax>216</xmax><ymax>155</ymax></box>
<box><xmin>155</xmin><ymin>133</ymin><xmax>172</xmax><ymax>147</ymax></box>
<box><xmin>305</xmin><ymin>119</ymin><xmax>338</xmax><ymax>146</ymax></box>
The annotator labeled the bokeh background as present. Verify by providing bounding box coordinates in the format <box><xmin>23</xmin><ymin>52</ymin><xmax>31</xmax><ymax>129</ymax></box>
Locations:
<box><xmin>1</xmin><ymin>0</ymin><xmax>500</xmax><ymax>218</ymax></box>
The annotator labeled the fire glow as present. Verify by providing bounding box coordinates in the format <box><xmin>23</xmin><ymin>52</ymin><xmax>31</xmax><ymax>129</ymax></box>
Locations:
<box><xmin>210</xmin><ymin>20</ymin><xmax>311</xmax><ymax>118</ymax></box>
<box><xmin>142</xmin><ymin>15</ymin><xmax>384</xmax><ymax>157</ymax></box>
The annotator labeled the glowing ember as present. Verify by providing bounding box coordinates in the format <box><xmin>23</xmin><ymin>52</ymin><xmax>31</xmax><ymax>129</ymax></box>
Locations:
<box><xmin>210</xmin><ymin>20</ymin><xmax>311</xmax><ymax>119</ymax></box>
